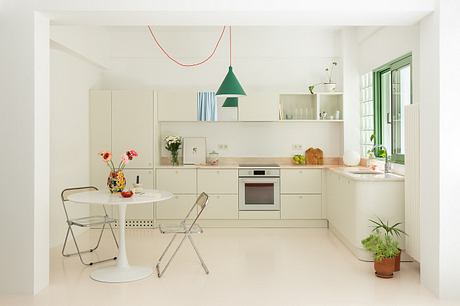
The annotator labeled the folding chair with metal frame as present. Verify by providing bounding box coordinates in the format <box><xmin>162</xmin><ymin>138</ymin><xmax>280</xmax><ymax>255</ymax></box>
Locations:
<box><xmin>61</xmin><ymin>186</ymin><xmax>119</xmax><ymax>266</ymax></box>
<box><xmin>155</xmin><ymin>192</ymin><xmax>210</xmax><ymax>277</ymax></box>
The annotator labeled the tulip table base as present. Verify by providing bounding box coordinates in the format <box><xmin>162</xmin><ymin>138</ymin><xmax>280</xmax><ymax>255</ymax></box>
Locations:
<box><xmin>90</xmin><ymin>266</ymin><xmax>152</xmax><ymax>283</ymax></box>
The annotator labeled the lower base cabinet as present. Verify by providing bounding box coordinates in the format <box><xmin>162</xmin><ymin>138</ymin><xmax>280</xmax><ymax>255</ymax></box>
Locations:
<box><xmin>281</xmin><ymin>194</ymin><xmax>322</xmax><ymax>219</ymax></box>
<box><xmin>156</xmin><ymin>194</ymin><xmax>197</xmax><ymax>220</ymax></box>
<box><xmin>200</xmin><ymin>195</ymin><xmax>238</xmax><ymax>219</ymax></box>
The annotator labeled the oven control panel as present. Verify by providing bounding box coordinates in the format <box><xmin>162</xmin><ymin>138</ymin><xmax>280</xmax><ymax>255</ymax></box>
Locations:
<box><xmin>238</xmin><ymin>169</ymin><xmax>280</xmax><ymax>177</ymax></box>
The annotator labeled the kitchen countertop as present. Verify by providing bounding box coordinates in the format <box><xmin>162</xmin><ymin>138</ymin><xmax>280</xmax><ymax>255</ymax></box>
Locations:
<box><xmin>155</xmin><ymin>164</ymin><xmax>338</xmax><ymax>169</ymax></box>
<box><xmin>329</xmin><ymin>167</ymin><xmax>404</xmax><ymax>182</ymax></box>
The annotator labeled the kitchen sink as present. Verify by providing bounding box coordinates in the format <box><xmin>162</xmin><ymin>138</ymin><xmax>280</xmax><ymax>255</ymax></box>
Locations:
<box><xmin>350</xmin><ymin>170</ymin><xmax>384</xmax><ymax>175</ymax></box>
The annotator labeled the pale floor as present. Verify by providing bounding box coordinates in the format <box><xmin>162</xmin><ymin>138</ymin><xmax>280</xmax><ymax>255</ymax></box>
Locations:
<box><xmin>0</xmin><ymin>228</ymin><xmax>456</xmax><ymax>306</ymax></box>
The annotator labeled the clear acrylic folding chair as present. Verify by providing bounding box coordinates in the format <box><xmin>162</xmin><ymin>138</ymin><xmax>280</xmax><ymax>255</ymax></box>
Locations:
<box><xmin>156</xmin><ymin>192</ymin><xmax>210</xmax><ymax>277</ymax></box>
<box><xmin>61</xmin><ymin>186</ymin><xmax>119</xmax><ymax>266</ymax></box>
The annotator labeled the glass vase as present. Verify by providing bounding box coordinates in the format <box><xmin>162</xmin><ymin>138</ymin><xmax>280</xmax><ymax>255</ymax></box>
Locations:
<box><xmin>107</xmin><ymin>170</ymin><xmax>126</xmax><ymax>193</ymax></box>
<box><xmin>170</xmin><ymin>150</ymin><xmax>179</xmax><ymax>166</ymax></box>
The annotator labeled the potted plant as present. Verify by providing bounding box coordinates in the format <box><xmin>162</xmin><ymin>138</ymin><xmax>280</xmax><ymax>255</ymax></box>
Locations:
<box><xmin>361</xmin><ymin>228</ymin><xmax>400</xmax><ymax>278</ymax></box>
<box><xmin>323</xmin><ymin>61</ymin><xmax>338</xmax><ymax>92</ymax></box>
<box><xmin>369</xmin><ymin>217</ymin><xmax>407</xmax><ymax>271</ymax></box>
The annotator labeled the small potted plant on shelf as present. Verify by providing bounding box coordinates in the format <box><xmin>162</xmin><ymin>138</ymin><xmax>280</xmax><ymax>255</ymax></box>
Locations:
<box><xmin>361</xmin><ymin>223</ymin><xmax>400</xmax><ymax>278</ymax></box>
<box><xmin>308</xmin><ymin>61</ymin><xmax>338</xmax><ymax>94</ymax></box>
<box><xmin>369</xmin><ymin>217</ymin><xmax>407</xmax><ymax>271</ymax></box>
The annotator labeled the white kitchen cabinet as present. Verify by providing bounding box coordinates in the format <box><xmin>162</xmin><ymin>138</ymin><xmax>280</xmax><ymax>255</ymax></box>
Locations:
<box><xmin>89</xmin><ymin>90</ymin><xmax>112</xmax><ymax>190</ymax></box>
<box><xmin>112</xmin><ymin>169</ymin><xmax>154</xmax><ymax>220</ymax></box>
<box><xmin>157</xmin><ymin>91</ymin><xmax>197</xmax><ymax>121</ymax></box>
<box><xmin>238</xmin><ymin>93</ymin><xmax>279</xmax><ymax>121</ymax></box>
<box><xmin>281</xmin><ymin>194</ymin><xmax>321</xmax><ymax>219</ymax></box>
<box><xmin>111</xmin><ymin>90</ymin><xmax>154</xmax><ymax>168</ymax></box>
<box><xmin>197</xmin><ymin>169</ymin><xmax>238</xmax><ymax>194</ymax></box>
<box><xmin>156</xmin><ymin>169</ymin><xmax>197</xmax><ymax>194</ymax></box>
<box><xmin>157</xmin><ymin>194</ymin><xmax>197</xmax><ymax>219</ymax></box>
<box><xmin>201</xmin><ymin>195</ymin><xmax>238</xmax><ymax>219</ymax></box>
<box><xmin>280</xmin><ymin>169</ymin><xmax>322</xmax><ymax>194</ymax></box>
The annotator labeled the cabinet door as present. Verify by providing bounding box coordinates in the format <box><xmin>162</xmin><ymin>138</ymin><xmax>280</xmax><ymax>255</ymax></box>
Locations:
<box><xmin>157</xmin><ymin>91</ymin><xmax>197</xmax><ymax>121</ymax></box>
<box><xmin>156</xmin><ymin>169</ymin><xmax>197</xmax><ymax>194</ymax></box>
<box><xmin>112</xmin><ymin>90</ymin><xmax>154</xmax><ymax>168</ymax></box>
<box><xmin>200</xmin><ymin>195</ymin><xmax>238</xmax><ymax>219</ymax></box>
<box><xmin>281</xmin><ymin>194</ymin><xmax>322</xmax><ymax>219</ymax></box>
<box><xmin>157</xmin><ymin>195</ymin><xmax>197</xmax><ymax>219</ymax></box>
<box><xmin>197</xmin><ymin>169</ymin><xmax>238</xmax><ymax>194</ymax></box>
<box><xmin>281</xmin><ymin>169</ymin><xmax>322</xmax><ymax>194</ymax></box>
<box><xmin>112</xmin><ymin>169</ymin><xmax>154</xmax><ymax>220</ymax></box>
<box><xmin>90</xmin><ymin>91</ymin><xmax>113</xmax><ymax>217</ymax></box>
<box><xmin>238</xmin><ymin>93</ymin><xmax>279</xmax><ymax>121</ymax></box>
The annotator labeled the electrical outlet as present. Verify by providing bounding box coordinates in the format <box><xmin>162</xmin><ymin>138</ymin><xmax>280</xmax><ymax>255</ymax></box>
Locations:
<box><xmin>218</xmin><ymin>144</ymin><xmax>228</xmax><ymax>150</ymax></box>
<box><xmin>292</xmin><ymin>144</ymin><xmax>303</xmax><ymax>150</ymax></box>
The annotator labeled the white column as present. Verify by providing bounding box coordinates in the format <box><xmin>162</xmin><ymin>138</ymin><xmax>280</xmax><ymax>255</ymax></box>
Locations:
<box><xmin>0</xmin><ymin>5</ymin><xmax>50</xmax><ymax>294</ymax></box>
<box><xmin>438</xmin><ymin>0</ymin><xmax>460</xmax><ymax>299</ymax></box>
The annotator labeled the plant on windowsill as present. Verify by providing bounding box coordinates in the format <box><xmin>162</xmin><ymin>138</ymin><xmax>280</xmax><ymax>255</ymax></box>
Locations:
<box><xmin>361</xmin><ymin>222</ymin><xmax>400</xmax><ymax>278</ymax></box>
<box><xmin>99</xmin><ymin>149</ymin><xmax>138</xmax><ymax>193</ymax></box>
<box><xmin>164</xmin><ymin>136</ymin><xmax>182</xmax><ymax>166</ymax></box>
<box><xmin>369</xmin><ymin>217</ymin><xmax>407</xmax><ymax>272</ymax></box>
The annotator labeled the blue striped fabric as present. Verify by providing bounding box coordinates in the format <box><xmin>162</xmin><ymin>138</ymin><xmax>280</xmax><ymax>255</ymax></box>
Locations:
<box><xmin>197</xmin><ymin>91</ymin><xmax>217</xmax><ymax>121</ymax></box>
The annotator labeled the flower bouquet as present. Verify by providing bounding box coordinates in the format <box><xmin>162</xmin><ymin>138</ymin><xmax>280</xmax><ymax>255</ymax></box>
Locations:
<box><xmin>164</xmin><ymin>136</ymin><xmax>182</xmax><ymax>166</ymax></box>
<box><xmin>99</xmin><ymin>150</ymin><xmax>138</xmax><ymax>193</ymax></box>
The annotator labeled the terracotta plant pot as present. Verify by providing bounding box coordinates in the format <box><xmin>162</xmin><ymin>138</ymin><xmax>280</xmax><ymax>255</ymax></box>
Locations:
<box><xmin>374</xmin><ymin>257</ymin><xmax>396</xmax><ymax>278</ymax></box>
<box><xmin>394</xmin><ymin>249</ymin><xmax>401</xmax><ymax>272</ymax></box>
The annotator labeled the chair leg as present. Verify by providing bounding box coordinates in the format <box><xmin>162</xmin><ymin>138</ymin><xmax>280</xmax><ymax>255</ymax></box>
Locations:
<box><xmin>62</xmin><ymin>224</ymin><xmax>117</xmax><ymax>266</ymax></box>
<box><xmin>187</xmin><ymin>234</ymin><xmax>209</xmax><ymax>274</ymax></box>
<box><xmin>156</xmin><ymin>234</ymin><xmax>187</xmax><ymax>278</ymax></box>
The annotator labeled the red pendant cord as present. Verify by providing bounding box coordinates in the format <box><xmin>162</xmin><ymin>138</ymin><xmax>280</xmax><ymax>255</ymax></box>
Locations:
<box><xmin>147</xmin><ymin>25</ymin><xmax>226</xmax><ymax>67</ymax></box>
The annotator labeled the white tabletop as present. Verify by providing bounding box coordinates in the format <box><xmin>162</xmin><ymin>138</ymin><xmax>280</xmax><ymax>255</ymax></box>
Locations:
<box><xmin>68</xmin><ymin>189</ymin><xmax>173</xmax><ymax>206</ymax></box>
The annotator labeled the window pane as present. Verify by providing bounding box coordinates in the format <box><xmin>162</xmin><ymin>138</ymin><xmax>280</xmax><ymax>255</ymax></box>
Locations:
<box><xmin>391</xmin><ymin>65</ymin><xmax>411</xmax><ymax>156</ymax></box>
<box><xmin>381</xmin><ymin>71</ymin><xmax>392</xmax><ymax>153</ymax></box>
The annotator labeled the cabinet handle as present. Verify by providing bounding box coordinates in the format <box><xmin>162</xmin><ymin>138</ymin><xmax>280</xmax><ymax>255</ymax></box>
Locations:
<box><xmin>175</xmin><ymin>170</ymin><xmax>179</xmax><ymax>174</ymax></box>
<box><xmin>298</xmin><ymin>170</ymin><xmax>303</xmax><ymax>174</ymax></box>
<box><xmin>299</xmin><ymin>195</ymin><xmax>303</xmax><ymax>199</ymax></box>
<box><xmin>216</xmin><ymin>195</ymin><xmax>220</xmax><ymax>199</ymax></box>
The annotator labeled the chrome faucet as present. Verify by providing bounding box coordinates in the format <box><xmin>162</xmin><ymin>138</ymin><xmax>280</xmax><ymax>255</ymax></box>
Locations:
<box><xmin>370</xmin><ymin>144</ymin><xmax>391</xmax><ymax>174</ymax></box>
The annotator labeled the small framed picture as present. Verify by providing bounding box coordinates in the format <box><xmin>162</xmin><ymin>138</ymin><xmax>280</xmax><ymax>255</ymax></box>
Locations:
<box><xmin>183</xmin><ymin>137</ymin><xmax>207</xmax><ymax>165</ymax></box>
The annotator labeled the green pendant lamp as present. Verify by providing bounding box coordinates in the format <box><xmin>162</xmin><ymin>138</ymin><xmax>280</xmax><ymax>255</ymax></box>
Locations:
<box><xmin>222</xmin><ymin>97</ymin><xmax>238</xmax><ymax>107</ymax></box>
<box><xmin>216</xmin><ymin>26</ymin><xmax>246</xmax><ymax>97</ymax></box>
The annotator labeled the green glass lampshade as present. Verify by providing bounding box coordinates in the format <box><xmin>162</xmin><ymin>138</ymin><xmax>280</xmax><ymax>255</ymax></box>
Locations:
<box><xmin>216</xmin><ymin>66</ymin><xmax>246</xmax><ymax>97</ymax></box>
<box><xmin>222</xmin><ymin>97</ymin><xmax>238</xmax><ymax>107</ymax></box>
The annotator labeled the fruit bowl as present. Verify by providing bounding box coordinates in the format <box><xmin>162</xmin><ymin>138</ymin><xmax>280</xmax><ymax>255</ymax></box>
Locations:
<box><xmin>292</xmin><ymin>154</ymin><xmax>306</xmax><ymax>165</ymax></box>
<box><xmin>121</xmin><ymin>190</ymin><xmax>134</xmax><ymax>198</ymax></box>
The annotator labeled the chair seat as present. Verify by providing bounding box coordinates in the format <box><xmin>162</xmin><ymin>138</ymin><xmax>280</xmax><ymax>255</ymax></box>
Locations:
<box><xmin>159</xmin><ymin>223</ymin><xmax>203</xmax><ymax>234</ymax></box>
<box><xmin>69</xmin><ymin>215</ymin><xmax>116</xmax><ymax>227</ymax></box>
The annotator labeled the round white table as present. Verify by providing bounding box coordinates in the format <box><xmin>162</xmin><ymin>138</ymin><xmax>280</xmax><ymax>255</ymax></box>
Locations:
<box><xmin>68</xmin><ymin>189</ymin><xmax>173</xmax><ymax>283</ymax></box>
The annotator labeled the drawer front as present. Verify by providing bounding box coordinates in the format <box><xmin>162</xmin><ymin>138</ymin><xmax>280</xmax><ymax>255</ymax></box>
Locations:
<box><xmin>281</xmin><ymin>194</ymin><xmax>322</xmax><ymax>219</ymax></box>
<box><xmin>197</xmin><ymin>169</ymin><xmax>238</xmax><ymax>194</ymax></box>
<box><xmin>156</xmin><ymin>195</ymin><xmax>197</xmax><ymax>219</ymax></box>
<box><xmin>281</xmin><ymin>169</ymin><xmax>322</xmax><ymax>193</ymax></box>
<box><xmin>200</xmin><ymin>195</ymin><xmax>238</xmax><ymax>219</ymax></box>
<box><xmin>156</xmin><ymin>169</ymin><xmax>196</xmax><ymax>194</ymax></box>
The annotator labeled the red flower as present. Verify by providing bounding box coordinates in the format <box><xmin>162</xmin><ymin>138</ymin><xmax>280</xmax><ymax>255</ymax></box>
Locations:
<box><xmin>99</xmin><ymin>151</ymin><xmax>112</xmax><ymax>162</ymax></box>
<box><xmin>129</xmin><ymin>150</ymin><xmax>138</xmax><ymax>157</ymax></box>
<box><xmin>126</xmin><ymin>150</ymin><xmax>138</xmax><ymax>160</ymax></box>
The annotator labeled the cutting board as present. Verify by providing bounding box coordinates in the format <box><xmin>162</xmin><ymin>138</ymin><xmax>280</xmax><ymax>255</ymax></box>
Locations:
<box><xmin>305</xmin><ymin>147</ymin><xmax>324</xmax><ymax>165</ymax></box>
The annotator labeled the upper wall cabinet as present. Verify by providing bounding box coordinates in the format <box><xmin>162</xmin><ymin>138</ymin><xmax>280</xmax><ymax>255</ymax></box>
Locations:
<box><xmin>157</xmin><ymin>91</ymin><xmax>197</xmax><ymax>121</ymax></box>
<box><xmin>238</xmin><ymin>93</ymin><xmax>279</xmax><ymax>121</ymax></box>
<box><xmin>111</xmin><ymin>90</ymin><xmax>154</xmax><ymax>168</ymax></box>
<box><xmin>90</xmin><ymin>90</ymin><xmax>154</xmax><ymax>170</ymax></box>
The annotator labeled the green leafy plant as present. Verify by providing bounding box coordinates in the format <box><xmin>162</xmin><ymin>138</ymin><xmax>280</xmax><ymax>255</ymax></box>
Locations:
<box><xmin>361</xmin><ymin>231</ymin><xmax>399</xmax><ymax>261</ymax></box>
<box><xmin>369</xmin><ymin>217</ymin><xmax>407</xmax><ymax>239</ymax></box>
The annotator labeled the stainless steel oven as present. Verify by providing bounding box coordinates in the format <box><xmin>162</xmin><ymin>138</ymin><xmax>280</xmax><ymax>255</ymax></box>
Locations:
<box><xmin>238</xmin><ymin>166</ymin><xmax>280</xmax><ymax>211</ymax></box>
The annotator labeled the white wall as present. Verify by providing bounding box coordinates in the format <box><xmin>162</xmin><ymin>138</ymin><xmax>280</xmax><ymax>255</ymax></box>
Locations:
<box><xmin>160</xmin><ymin>122</ymin><xmax>343</xmax><ymax>158</ymax></box>
<box><xmin>98</xmin><ymin>26</ymin><xmax>343</xmax><ymax>92</ymax></box>
<box><xmin>49</xmin><ymin>47</ymin><xmax>103</xmax><ymax>248</ymax></box>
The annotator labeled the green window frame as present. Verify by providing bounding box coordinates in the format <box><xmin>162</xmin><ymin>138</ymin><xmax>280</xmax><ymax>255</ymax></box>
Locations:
<box><xmin>373</xmin><ymin>53</ymin><xmax>412</xmax><ymax>164</ymax></box>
